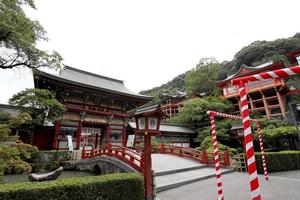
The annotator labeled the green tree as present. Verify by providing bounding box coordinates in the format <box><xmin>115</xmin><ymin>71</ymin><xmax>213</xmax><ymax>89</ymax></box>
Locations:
<box><xmin>8</xmin><ymin>88</ymin><xmax>66</xmax><ymax>143</ymax></box>
<box><xmin>0</xmin><ymin>112</ymin><xmax>37</xmax><ymax>175</ymax></box>
<box><xmin>9</xmin><ymin>88</ymin><xmax>66</xmax><ymax>124</ymax></box>
<box><xmin>0</xmin><ymin>111</ymin><xmax>11</xmax><ymax>124</ymax></box>
<box><xmin>184</xmin><ymin>58</ymin><xmax>221</xmax><ymax>97</ymax></box>
<box><xmin>222</xmin><ymin>33</ymin><xmax>300</xmax><ymax>74</ymax></box>
<box><xmin>169</xmin><ymin>96</ymin><xmax>232</xmax><ymax>127</ymax></box>
<box><xmin>0</xmin><ymin>0</ymin><xmax>62</xmax><ymax>69</ymax></box>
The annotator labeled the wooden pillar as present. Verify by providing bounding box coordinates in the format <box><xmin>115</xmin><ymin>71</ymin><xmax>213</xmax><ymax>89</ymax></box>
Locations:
<box><xmin>248</xmin><ymin>94</ymin><xmax>254</xmax><ymax>111</ymax></box>
<box><xmin>261</xmin><ymin>91</ymin><xmax>270</xmax><ymax>118</ymax></box>
<box><xmin>275</xmin><ymin>89</ymin><xmax>286</xmax><ymax>117</ymax></box>
<box><xmin>53</xmin><ymin>121</ymin><xmax>61</xmax><ymax>149</ymax></box>
<box><xmin>76</xmin><ymin>122</ymin><xmax>82</xmax><ymax>149</ymax></box>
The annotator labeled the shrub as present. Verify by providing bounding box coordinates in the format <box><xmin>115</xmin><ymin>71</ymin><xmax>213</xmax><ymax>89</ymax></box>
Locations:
<box><xmin>0</xmin><ymin>144</ymin><xmax>32</xmax><ymax>175</ymax></box>
<box><xmin>255</xmin><ymin>151</ymin><xmax>300</xmax><ymax>173</ymax></box>
<box><xmin>0</xmin><ymin>173</ymin><xmax>144</xmax><ymax>200</ymax></box>
<box><xmin>198</xmin><ymin>136</ymin><xmax>237</xmax><ymax>155</ymax></box>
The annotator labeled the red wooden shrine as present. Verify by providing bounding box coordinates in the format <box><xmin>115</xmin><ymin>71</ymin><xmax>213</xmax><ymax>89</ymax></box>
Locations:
<box><xmin>217</xmin><ymin>61</ymin><xmax>289</xmax><ymax>118</ymax></box>
<box><xmin>33</xmin><ymin>66</ymin><xmax>151</xmax><ymax>150</ymax></box>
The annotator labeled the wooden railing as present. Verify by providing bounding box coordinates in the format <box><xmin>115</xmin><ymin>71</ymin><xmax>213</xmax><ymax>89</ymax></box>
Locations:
<box><xmin>81</xmin><ymin>144</ymin><xmax>144</xmax><ymax>173</ymax></box>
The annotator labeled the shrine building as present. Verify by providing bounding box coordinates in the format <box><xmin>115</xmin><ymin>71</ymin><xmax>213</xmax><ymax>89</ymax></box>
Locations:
<box><xmin>159</xmin><ymin>92</ymin><xmax>187</xmax><ymax>120</ymax></box>
<box><xmin>33</xmin><ymin>66</ymin><xmax>152</xmax><ymax>150</ymax></box>
<box><xmin>216</xmin><ymin>61</ymin><xmax>289</xmax><ymax>118</ymax></box>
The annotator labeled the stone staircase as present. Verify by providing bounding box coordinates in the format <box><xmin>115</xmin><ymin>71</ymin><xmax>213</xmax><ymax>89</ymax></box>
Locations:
<box><xmin>152</xmin><ymin>154</ymin><xmax>234</xmax><ymax>193</ymax></box>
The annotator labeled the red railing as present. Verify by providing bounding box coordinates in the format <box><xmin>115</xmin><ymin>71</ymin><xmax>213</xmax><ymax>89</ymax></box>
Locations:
<box><xmin>155</xmin><ymin>144</ymin><xmax>230</xmax><ymax>166</ymax></box>
<box><xmin>81</xmin><ymin>144</ymin><xmax>230</xmax><ymax>171</ymax></box>
<box><xmin>223</xmin><ymin>78</ymin><xmax>285</xmax><ymax>98</ymax></box>
<box><xmin>82</xmin><ymin>144</ymin><xmax>144</xmax><ymax>173</ymax></box>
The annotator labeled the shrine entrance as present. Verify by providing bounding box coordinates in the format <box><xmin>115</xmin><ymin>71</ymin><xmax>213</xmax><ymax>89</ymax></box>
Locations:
<box><xmin>80</xmin><ymin>123</ymin><xmax>106</xmax><ymax>150</ymax></box>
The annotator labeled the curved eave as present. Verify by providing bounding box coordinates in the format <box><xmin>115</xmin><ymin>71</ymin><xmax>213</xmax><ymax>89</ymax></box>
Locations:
<box><xmin>217</xmin><ymin>61</ymin><xmax>285</xmax><ymax>87</ymax></box>
<box><xmin>33</xmin><ymin>70</ymin><xmax>153</xmax><ymax>102</ymax></box>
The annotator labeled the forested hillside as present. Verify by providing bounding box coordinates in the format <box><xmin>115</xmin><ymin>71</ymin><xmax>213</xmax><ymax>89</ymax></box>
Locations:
<box><xmin>140</xmin><ymin>33</ymin><xmax>300</xmax><ymax>99</ymax></box>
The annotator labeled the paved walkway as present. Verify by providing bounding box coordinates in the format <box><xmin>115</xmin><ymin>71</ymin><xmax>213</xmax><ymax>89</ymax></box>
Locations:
<box><xmin>152</xmin><ymin>154</ymin><xmax>204</xmax><ymax>173</ymax></box>
<box><xmin>157</xmin><ymin>170</ymin><xmax>300</xmax><ymax>200</ymax></box>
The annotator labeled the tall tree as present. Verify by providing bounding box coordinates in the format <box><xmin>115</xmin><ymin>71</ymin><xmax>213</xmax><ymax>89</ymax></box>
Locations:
<box><xmin>8</xmin><ymin>88</ymin><xmax>66</xmax><ymax>143</ymax></box>
<box><xmin>184</xmin><ymin>58</ymin><xmax>221</xmax><ymax>97</ymax></box>
<box><xmin>9</xmin><ymin>88</ymin><xmax>66</xmax><ymax>125</ymax></box>
<box><xmin>0</xmin><ymin>0</ymin><xmax>62</xmax><ymax>69</ymax></box>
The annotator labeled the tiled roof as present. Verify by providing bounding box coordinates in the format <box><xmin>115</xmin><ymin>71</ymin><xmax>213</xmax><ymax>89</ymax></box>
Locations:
<box><xmin>0</xmin><ymin>104</ymin><xmax>20</xmax><ymax>117</ymax></box>
<box><xmin>34</xmin><ymin>66</ymin><xmax>152</xmax><ymax>100</ymax></box>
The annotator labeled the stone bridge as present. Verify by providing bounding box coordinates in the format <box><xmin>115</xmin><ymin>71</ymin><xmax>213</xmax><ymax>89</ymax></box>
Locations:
<box><xmin>75</xmin><ymin>156</ymin><xmax>138</xmax><ymax>174</ymax></box>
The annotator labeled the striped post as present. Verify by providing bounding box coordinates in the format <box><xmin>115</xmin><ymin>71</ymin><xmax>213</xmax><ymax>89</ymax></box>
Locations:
<box><xmin>238</xmin><ymin>81</ymin><xmax>261</xmax><ymax>200</ymax></box>
<box><xmin>255</xmin><ymin>122</ymin><xmax>269</xmax><ymax>180</ymax></box>
<box><xmin>208</xmin><ymin>111</ymin><xmax>224</xmax><ymax>200</ymax></box>
<box><xmin>210</xmin><ymin>110</ymin><xmax>243</xmax><ymax>120</ymax></box>
<box><xmin>208</xmin><ymin>111</ymin><xmax>268</xmax><ymax>176</ymax></box>
<box><xmin>231</xmin><ymin>65</ymin><xmax>300</xmax><ymax>84</ymax></box>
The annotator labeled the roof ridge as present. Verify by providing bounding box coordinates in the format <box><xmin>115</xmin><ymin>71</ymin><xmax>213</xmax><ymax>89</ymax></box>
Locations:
<box><xmin>63</xmin><ymin>65</ymin><xmax>124</xmax><ymax>84</ymax></box>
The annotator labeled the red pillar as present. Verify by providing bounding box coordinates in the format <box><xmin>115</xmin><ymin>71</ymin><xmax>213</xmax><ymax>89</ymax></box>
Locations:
<box><xmin>76</xmin><ymin>122</ymin><xmax>82</xmax><ymax>149</ymax></box>
<box><xmin>201</xmin><ymin>150</ymin><xmax>208</xmax><ymax>164</ymax></box>
<box><xmin>53</xmin><ymin>121</ymin><xmax>61</xmax><ymax>149</ymax></box>
<box><xmin>122</xmin><ymin>125</ymin><xmax>127</xmax><ymax>147</ymax></box>
<box><xmin>106</xmin><ymin>125</ymin><xmax>110</xmax><ymax>145</ymax></box>
<box><xmin>144</xmin><ymin>135</ymin><xmax>153</xmax><ymax>200</ymax></box>
<box><xmin>223</xmin><ymin>150</ymin><xmax>230</xmax><ymax>166</ymax></box>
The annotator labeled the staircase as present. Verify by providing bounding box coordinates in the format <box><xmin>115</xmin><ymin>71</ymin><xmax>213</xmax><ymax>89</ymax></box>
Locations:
<box><xmin>152</xmin><ymin>154</ymin><xmax>234</xmax><ymax>192</ymax></box>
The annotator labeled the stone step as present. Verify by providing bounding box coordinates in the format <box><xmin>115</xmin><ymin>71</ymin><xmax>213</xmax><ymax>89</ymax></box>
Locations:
<box><xmin>155</xmin><ymin>167</ymin><xmax>234</xmax><ymax>193</ymax></box>
<box><xmin>155</xmin><ymin>165</ymin><xmax>208</xmax><ymax>176</ymax></box>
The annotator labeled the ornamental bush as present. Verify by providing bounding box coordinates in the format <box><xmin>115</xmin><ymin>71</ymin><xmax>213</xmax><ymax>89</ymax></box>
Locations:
<box><xmin>255</xmin><ymin>151</ymin><xmax>300</xmax><ymax>173</ymax></box>
<box><xmin>0</xmin><ymin>173</ymin><xmax>144</xmax><ymax>200</ymax></box>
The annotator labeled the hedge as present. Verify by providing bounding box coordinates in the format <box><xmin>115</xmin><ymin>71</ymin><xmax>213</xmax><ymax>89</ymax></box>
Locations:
<box><xmin>255</xmin><ymin>151</ymin><xmax>300</xmax><ymax>174</ymax></box>
<box><xmin>0</xmin><ymin>173</ymin><xmax>144</xmax><ymax>200</ymax></box>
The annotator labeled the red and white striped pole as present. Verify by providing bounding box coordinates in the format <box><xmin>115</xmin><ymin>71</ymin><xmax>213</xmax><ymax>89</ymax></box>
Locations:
<box><xmin>208</xmin><ymin>110</ymin><xmax>268</xmax><ymax>177</ymax></box>
<box><xmin>255</xmin><ymin>122</ymin><xmax>269</xmax><ymax>180</ymax></box>
<box><xmin>210</xmin><ymin>111</ymin><xmax>242</xmax><ymax>120</ymax></box>
<box><xmin>238</xmin><ymin>81</ymin><xmax>261</xmax><ymax>200</ymax></box>
<box><xmin>232</xmin><ymin>65</ymin><xmax>300</xmax><ymax>84</ymax></box>
<box><xmin>208</xmin><ymin>111</ymin><xmax>224</xmax><ymax>200</ymax></box>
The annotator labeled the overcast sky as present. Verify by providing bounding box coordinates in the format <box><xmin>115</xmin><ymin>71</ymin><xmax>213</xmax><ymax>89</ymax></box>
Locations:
<box><xmin>1</xmin><ymin>0</ymin><xmax>300</xmax><ymax>103</ymax></box>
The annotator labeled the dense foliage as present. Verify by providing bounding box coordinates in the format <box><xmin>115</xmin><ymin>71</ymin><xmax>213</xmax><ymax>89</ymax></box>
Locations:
<box><xmin>169</xmin><ymin>96</ymin><xmax>232</xmax><ymax>127</ymax></box>
<box><xmin>0</xmin><ymin>111</ymin><xmax>38</xmax><ymax>175</ymax></box>
<box><xmin>0</xmin><ymin>89</ymin><xmax>66</xmax><ymax>175</ymax></box>
<box><xmin>0</xmin><ymin>143</ymin><xmax>38</xmax><ymax>175</ymax></box>
<box><xmin>184</xmin><ymin>58</ymin><xmax>221</xmax><ymax>97</ymax></box>
<box><xmin>197</xmin><ymin>135</ymin><xmax>237</xmax><ymax>155</ymax></box>
<box><xmin>9</xmin><ymin>88</ymin><xmax>66</xmax><ymax>125</ymax></box>
<box><xmin>222</xmin><ymin>33</ymin><xmax>300</xmax><ymax>76</ymax></box>
<box><xmin>0</xmin><ymin>0</ymin><xmax>62</xmax><ymax>69</ymax></box>
<box><xmin>0</xmin><ymin>173</ymin><xmax>145</xmax><ymax>200</ymax></box>
<box><xmin>255</xmin><ymin>151</ymin><xmax>300</xmax><ymax>173</ymax></box>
